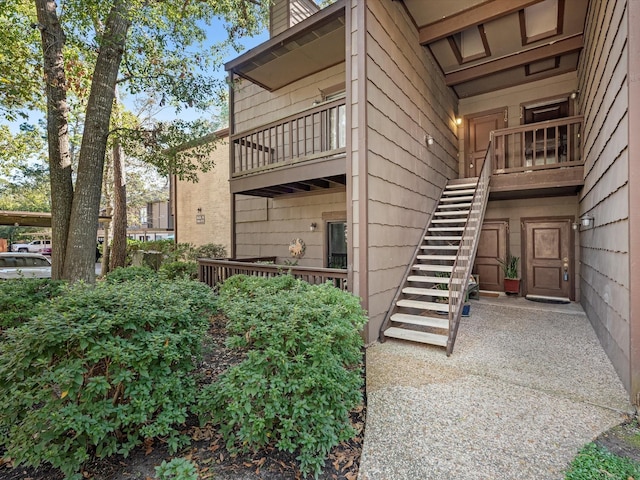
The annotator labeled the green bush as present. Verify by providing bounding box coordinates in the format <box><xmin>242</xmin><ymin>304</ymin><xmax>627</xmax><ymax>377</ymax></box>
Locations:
<box><xmin>0</xmin><ymin>278</ymin><xmax>217</xmax><ymax>479</ymax></box>
<box><xmin>104</xmin><ymin>265</ymin><xmax>157</xmax><ymax>283</ymax></box>
<box><xmin>565</xmin><ymin>443</ymin><xmax>640</xmax><ymax>479</ymax></box>
<box><xmin>189</xmin><ymin>243</ymin><xmax>227</xmax><ymax>260</ymax></box>
<box><xmin>159</xmin><ymin>261</ymin><xmax>198</xmax><ymax>280</ymax></box>
<box><xmin>0</xmin><ymin>278</ymin><xmax>66</xmax><ymax>329</ymax></box>
<box><xmin>155</xmin><ymin>457</ymin><xmax>199</xmax><ymax>480</ymax></box>
<box><xmin>197</xmin><ymin>275</ymin><xmax>366</xmax><ymax>478</ymax></box>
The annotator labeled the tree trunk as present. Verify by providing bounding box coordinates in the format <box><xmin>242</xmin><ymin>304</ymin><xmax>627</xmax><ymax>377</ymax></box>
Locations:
<box><xmin>34</xmin><ymin>0</ymin><xmax>73</xmax><ymax>280</ymax></box>
<box><xmin>110</xmin><ymin>139</ymin><xmax>127</xmax><ymax>270</ymax></box>
<box><xmin>62</xmin><ymin>0</ymin><xmax>131</xmax><ymax>282</ymax></box>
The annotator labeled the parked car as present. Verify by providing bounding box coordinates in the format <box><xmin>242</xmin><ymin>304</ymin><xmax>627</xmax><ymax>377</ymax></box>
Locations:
<box><xmin>42</xmin><ymin>247</ymin><xmax>52</xmax><ymax>256</ymax></box>
<box><xmin>0</xmin><ymin>252</ymin><xmax>52</xmax><ymax>280</ymax></box>
<box><xmin>11</xmin><ymin>239</ymin><xmax>52</xmax><ymax>253</ymax></box>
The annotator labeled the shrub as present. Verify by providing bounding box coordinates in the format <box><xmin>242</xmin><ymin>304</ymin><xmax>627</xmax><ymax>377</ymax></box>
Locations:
<box><xmin>159</xmin><ymin>261</ymin><xmax>198</xmax><ymax>280</ymax></box>
<box><xmin>0</xmin><ymin>278</ymin><xmax>217</xmax><ymax>478</ymax></box>
<box><xmin>565</xmin><ymin>443</ymin><xmax>640</xmax><ymax>479</ymax></box>
<box><xmin>189</xmin><ymin>243</ymin><xmax>227</xmax><ymax>260</ymax></box>
<box><xmin>104</xmin><ymin>265</ymin><xmax>157</xmax><ymax>284</ymax></box>
<box><xmin>155</xmin><ymin>457</ymin><xmax>199</xmax><ymax>480</ymax></box>
<box><xmin>197</xmin><ymin>275</ymin><xmax>366</xmax><ymax>478</ymax></box>
<box><xmin>0</xmin><ymin>278</ymin><xmax>66</xmax><ymax>329</ymax></box>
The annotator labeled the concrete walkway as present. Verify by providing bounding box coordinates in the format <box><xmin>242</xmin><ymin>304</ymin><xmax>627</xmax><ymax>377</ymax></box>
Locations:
<box><xmin>359</xmin><ymin>297</ymin><xmax>633</xmax><ymax>480</ymax></box>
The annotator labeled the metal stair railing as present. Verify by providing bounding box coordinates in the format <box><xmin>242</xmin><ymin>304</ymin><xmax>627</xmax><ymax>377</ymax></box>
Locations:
<box><xmin>446</xmin><ymin>141</ymin><xmax>492</xmax><ymax>355</ymax></box>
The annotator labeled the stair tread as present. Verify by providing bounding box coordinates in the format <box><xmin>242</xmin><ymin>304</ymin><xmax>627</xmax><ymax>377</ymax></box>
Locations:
<box><xmin>434</xmin><ymin>210</ymin><xmax>470</xmax><ymax>216</ymax></box>
<box><xmin>390</xmin><ymin>313</ymin><xmax>449</xmax><ymax>329</ymax></box>
<box><xmin>447</xmin><ymin>177</ymin><xmax>479</xmax><ymax>186</ymax></box>
<box><xmin>428</xmin><ymin>227</ymin><xmax>472</xmax><ymax>231</ymax></box>
<box><xmin>417</xmin><ymin>254</ymin><xmax>468</xmax><ymax>261</ymax></box>
<box><xmin>420</xmin><ymin>245</ymin><xmax>459</xmax><ymax>250</ymax></box>
<box><xmin>383</xmin><ymin>327</ymin><xmax>448</xmax><ymax>347</ymax></box>
<box><xmin>397</xmin><ymin>298</ymin><xmax>450</xmax><ymax>311</ymax></box>
<box><xmin>424</xmin><ymin>236</ymin><xmax>462</xmax><ymax>241</ymax></box>
<box><xmin>408</xmin><ymin>275</ymin><xmax>463</xmax><ymax>284</ymax></box>
<box><xmin>440</xmin><ymin>196</ymin><xmax>473</xmax><ymax>202</ymax></box>
<box><xmin>442</xmin><ymin>189</ymin><xmax>475</xmax><ymax>195</ymax></box>
<box><xmin>412</xmin><ymin>264</ymin><xmax>453</xmax><ymax>272</ymax></box>
<box><xmin>432</xmin><ymin>218</ymin><xmax>466</xmax><ymax>223</ymax></box>
<box><xmin>437</xmin><ymin>203</ymin><xmax>472</xmax><ymax>209</ymax></box>
<box><xmin>402</xmin><ymin>286</ymin><xmax>450</xmax><ymax>296</ymax></box>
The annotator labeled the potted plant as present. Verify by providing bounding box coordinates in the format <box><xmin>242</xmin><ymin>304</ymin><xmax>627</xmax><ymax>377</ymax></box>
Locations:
<box><xmin>499</xmin><ymin>255</ymin><xmax>520</xmax><ymax>295</ymax></box>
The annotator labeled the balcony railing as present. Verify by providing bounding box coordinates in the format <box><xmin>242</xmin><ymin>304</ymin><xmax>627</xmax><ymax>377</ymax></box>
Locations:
<box><xmin>491</xmin><ymin>115</ymin><xmax>584</xmax><ymax>174</ymax></box>
<box><xmin>231</xmin><ymin>98</ymin><xmax>346</xmax><ymax>176</ymax></box>
<box><xmin>198</xmin><ymin>258</ymin><xmax>348</xmax><ymax>291</ymax></box>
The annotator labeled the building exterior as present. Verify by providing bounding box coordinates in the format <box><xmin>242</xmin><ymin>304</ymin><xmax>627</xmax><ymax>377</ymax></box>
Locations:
<box><xmin>171</xmin><ymin>129</ymin><xmax>232</xmax><ymax>254</ymax></box>
<box><xmin>220</xmin><ymin>0</ymin><xmax>639</xmax><ymax>403</ymax></box>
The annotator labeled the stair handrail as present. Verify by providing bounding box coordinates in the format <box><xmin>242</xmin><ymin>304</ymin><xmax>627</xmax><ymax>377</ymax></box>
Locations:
<box><xmin>378</xmin><ymin>189</ymin><xmax>441</xmax><ymax>340</ymax></box>
<box><xmin>446</xmin><ymin>141</ymin><xmax>492</xmax><ymax>355</ymax></box>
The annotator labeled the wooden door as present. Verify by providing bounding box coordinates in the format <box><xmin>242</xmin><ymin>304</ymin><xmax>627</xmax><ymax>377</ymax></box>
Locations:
<box><xmin>466</xmin><ymin>108</ymin><xmax>507</xmax><ymax>177</ymax></box>
<box><xmin>473</xmin><ymin>220</ymin><xmax>508</xmax><ymax>292</ymax></box>
<box><xmin>523</xmin><ymin>219</ymin><xmax>573</xmax><ymax>299</ymax></box>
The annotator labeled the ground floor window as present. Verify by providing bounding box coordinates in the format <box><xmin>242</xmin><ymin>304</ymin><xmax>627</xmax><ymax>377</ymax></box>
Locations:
<box><xmin>327</xmin><ymin>221</ymin><xmax>347</xmax><ymax>269</ymax></box>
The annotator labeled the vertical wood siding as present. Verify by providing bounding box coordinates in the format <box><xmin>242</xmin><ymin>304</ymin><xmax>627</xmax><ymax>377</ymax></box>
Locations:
<box><xmin>363</xmin><ymin>0</ymin><xmax>459</xmax><ymax>338</ymax></box>
<box><xmin>577</xmin><ymin>0</ymin><xmax>630</xmax><ymax>390</ymax></box>
<box><xmin>235</xmin><ymin>191</ymin><xmax>347</xmax><ymax>266</ymax></box>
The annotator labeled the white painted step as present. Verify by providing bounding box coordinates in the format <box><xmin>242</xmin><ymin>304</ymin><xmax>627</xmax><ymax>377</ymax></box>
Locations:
<box><xmin>417</xmin><ymin>254</ymin><xmax>457</xmax><ymax>261</ymax></box>
<box><xmin>438</xmin><ymin>203</ymin><xmax>472</xmax><ymax>210</ymax></box>
<box><xmin>440</xmin><ymin>196</ymin><xmax>473</xmax><ymax>202</ymax></box>
<box><xmin>412</xmin><ymin>264</ymin><xmax>453</xmax><ymax>272</ymax></box>
<box><xmin>397</xmin><ymin>298</ymin><xmax>449</xmax><ymax>312</ymax></box>
<box><xmin>432</xmin><ymin>220</ymin><xmax>466</xmax><ymax>226</ymax></box>
<box><xmin>424</xmin><ymin>235</ymin><xmax>462</xmax><ymax>241</ymax></box>
<box><xmin>446</xmin><ymin>183</ymin><xmax>478</xmax><ymax>190</ymax></box>
<box><xmin>402</xmin><ymin>286</ymin><xmax>450</xmax><ymax>297</ymax></box>
<box><xmin>428</xmin><ymin>226</ymin><xmax>466</xmax><ymax>232</ymax></box>
<box><xmin>390</xmin><ymin>313</ymin><xmax>449</xmax><ymax>329</ymax></box>
<box><xmin>442</xmin><ymin>188</ymin><xmax>475</xmax><ymax>195</ymax></box>
<box><xmin>420</xmin><ymin>245</ymin><xmax>459</xmax><ymax>250</ymax></box>
<box><xmin>434</xmin><ymin>210</ymin><xmax>470</xmax><ymax>216</ymax></box>
<box><xmin>383</xmin><ymin>327</ymin><xmax>448</xmax><ymax>347</ymax></box>
<box><xmin>407</xmin><ymin>275</ymin><xmax>463</xmax><ymax>284</ymax></box>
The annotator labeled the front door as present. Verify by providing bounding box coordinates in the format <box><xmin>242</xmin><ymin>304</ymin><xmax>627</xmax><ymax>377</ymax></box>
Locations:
<box><xmin>474</xmin><ymin>220</ymin><xmax>508</xmax><ymax>292</ymax></box>
<box><xmin>523</xmin><ymin>218</ymin><xmax>573</xmax><ymax>299</ymax></box>
<box><xmin>466</xmin><ymin>108</ymin><xmax>507</xmax><ymax>177</ymax></box>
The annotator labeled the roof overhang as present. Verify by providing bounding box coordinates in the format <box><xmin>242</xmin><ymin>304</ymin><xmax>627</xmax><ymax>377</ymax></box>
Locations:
<box><xmin>0</xmin><ymin>210</ymin><xmax>112</xmax><ymax>227</ymax></box>
<box><xmin>225</xmin><ymin>0</ymin><xmax>346</xmax><ymax>91</ymax></box>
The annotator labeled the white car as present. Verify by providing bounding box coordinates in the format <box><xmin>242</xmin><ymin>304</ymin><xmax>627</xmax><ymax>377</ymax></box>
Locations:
<box><xmin>11</xmin><ymin>239</ymin><xmax>52</xmax><ymax>253</ymax></box>
<box><xmin>0</xmin><ymin>252</ymin><xmax>52</xmax><ymax>280</ymax></box>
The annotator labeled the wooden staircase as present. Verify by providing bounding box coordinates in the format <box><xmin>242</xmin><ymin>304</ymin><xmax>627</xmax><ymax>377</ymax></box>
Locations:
<box><xmin>380</xmin><ymin>173</ymin><xmax>490</xmax><ymax>354</ymax></box>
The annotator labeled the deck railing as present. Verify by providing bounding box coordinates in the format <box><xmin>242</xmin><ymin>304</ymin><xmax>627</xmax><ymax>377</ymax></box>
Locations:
<box><xmin>198</xmin><ymin>258</ymin><xmax>348</xmax><ymax>291</ymax></box>
<box><xmin>447</xmin><ymin>142</ymin><xmax>491</xmax><ymax>355</ymax></box>
<box><xmin>231</xmin><ymin>98</ymin><xmax>346</xmax><ymax>176</ymax></box>
<box><xmin>492</xmin><ymin>115</ymin><xmax>583</xmax><ymax>174</ymax></box>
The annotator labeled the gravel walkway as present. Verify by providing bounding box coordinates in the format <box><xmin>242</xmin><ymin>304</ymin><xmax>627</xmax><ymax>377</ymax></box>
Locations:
<box><xmin>359</xmin><ymin>299</ymin><xmax>633</xmax><ymax>480</ymax></box>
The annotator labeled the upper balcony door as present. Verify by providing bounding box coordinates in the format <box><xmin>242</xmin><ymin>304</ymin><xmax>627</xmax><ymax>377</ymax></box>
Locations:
<box><xmin>466</xmin><ymin>107</ymin><xmax>507</xmax><ymax>178</ymax></box>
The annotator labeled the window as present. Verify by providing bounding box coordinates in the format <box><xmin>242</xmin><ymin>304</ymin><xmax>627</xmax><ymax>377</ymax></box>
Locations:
<box><xmin>327</xmin><ymin>221</ymin><xmax>347</xmax><ymax>269</ymax></box>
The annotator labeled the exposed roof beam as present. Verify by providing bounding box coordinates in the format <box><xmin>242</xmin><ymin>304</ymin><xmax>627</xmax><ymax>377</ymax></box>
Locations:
<box><xmin>418</xmin><ymin>0</ymin><xmax>544</xmax><ymax>45</ymax></box>
<box><xmin>445</xmin><ymin>34</ymin><xmax>583</xmax><ymax>86</ymax></box>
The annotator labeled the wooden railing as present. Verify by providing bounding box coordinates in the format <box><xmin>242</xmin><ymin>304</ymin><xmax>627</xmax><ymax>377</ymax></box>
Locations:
<box><xmin>446</xmin><ymin>142</ymin><xmax>491</xmax><ymax>355</ymax></box>
<box><xmin>231</xmin><ymin>98</ymin><xmax>346</xmax><ymax>176</ymax></box>
<box><xmin>492</xmin><ymin>116</ymin><xmax>583</xmax><ymax>174</ymax></box>
<box><xmin>198</xmin><ymin>258</ymin><xmax>348</xmax><ymax>291</ymax></box>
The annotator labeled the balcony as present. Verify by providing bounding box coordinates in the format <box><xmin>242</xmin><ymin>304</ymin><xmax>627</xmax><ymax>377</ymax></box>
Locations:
<box><xmin>230</xmin><ymin>98</ymin><xmax>347</xmax><ymax>197</ymax></box>
<box><xmin>490</xmin><ymin>116</ymin><xmax>584</xmax><ymax>199</ymax></box>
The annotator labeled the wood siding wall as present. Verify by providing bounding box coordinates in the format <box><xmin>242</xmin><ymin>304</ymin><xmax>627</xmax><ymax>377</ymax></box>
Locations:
<box><xmin>232</xmin><ymin>63</ymin><xmax>346</xmax><ymax>134</ymax></box>
<box><xmin>174</xmin><ymin>138</ymin><xmax>232</xmax><ymax>254</ymax></box>
<box><xmin>235</xmin><ymin>191</ymin><xmax>346</xmax><ymax>266</ymax></box>
<box><xmin>270</xmin><ymin>0</ymin><xmax>319</xmax><ymax>37</ymax></box>
<box><xmin>363</xmin><ymin>0</ymin><xmax>459</xmax><ymax>341</ymax></box>
<box><xmin>577</xmin><ymin>0</ymin><xmax>630</xmax><ymax>391</ymax></box>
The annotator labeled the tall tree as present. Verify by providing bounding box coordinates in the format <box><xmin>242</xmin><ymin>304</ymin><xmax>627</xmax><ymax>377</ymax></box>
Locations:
<box><xmin>2</xmin><ymin>0</ymin><xmax>269</xmax><ymax>282</ymax></box>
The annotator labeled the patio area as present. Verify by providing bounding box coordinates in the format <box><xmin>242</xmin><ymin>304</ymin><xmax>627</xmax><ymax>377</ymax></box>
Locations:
<box><xmin>359</xmin><ymin>297</ymin><xmax>632</xmax><ymax>479</ymax></box>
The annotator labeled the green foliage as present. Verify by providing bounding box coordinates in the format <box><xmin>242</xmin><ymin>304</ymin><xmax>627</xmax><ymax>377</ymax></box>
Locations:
<box><xmin>126</xmin><ymin>239</ymin><xmax>192</xmax><ymax>265</ymax></box>
<box><xmin>104</xmin><ymin>265</ymin><xmax>158</xmax><ymax>284</ymax></box>
<box><xmin>189</xmin><ymin>243</ymin><xmax>227</xmax><ymax>260</ymax></box>
<box><xmin>565</xmin><ymin>443</ymin><xmax>640</xmax><ymax>479</ymax></box>
<box><xmin>0</xmin><ymin>278</ymin><xmax>217</xmax><ymax>478</ymax></box>
<box><xmin>197</xmin><ymin>275</ymin><xmax>366</xmax><ymax>478</ymax></box>
<box><xmin>155</xmin><ymin>457</ymin><xmax>199</xmax><ymax>480</ymax></box>
<box><xmin>159</xmin><ymin>261</ymin><xmax>198</xmax><ymax>280</ymax></box>
<box><xmin>0</xmin><ymin>278</ymin><xmax>66</xmax><ymax>329</ymax></box>
<box><xmin>498</xmin><ymin>254</ymin><xmax>520</xmax><ymax>279</ymax></box>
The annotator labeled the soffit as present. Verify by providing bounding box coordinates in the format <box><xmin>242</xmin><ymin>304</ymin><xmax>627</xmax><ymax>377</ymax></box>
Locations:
<box><xmin>403</xmin><ymin>0</ymin><xmax>589</xmax><ymax>98</ymax></box>
<box><xmin>225</xmin><ymin>0</ymin><xmax>345</xmax><ymax>92</ymax></box>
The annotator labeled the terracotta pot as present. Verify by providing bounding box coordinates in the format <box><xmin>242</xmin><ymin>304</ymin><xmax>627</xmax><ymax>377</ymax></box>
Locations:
<box><xmin>504</xmin><ymin>278</ymin><xmax>520</xmax><ymax>294</ymax></box>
